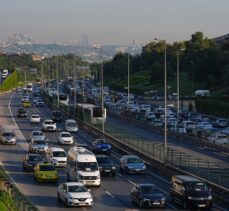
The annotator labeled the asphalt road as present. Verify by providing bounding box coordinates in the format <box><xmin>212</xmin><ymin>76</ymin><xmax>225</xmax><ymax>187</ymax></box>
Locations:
<box><xmin>0</xmin><ymin>91</ymin><xmax>177</xmax><ymax>211</ymax></box>
<box><xmin>0</xmin><ymin>91</ymin><xmax>227</xmax><ymax>211</ymax></box>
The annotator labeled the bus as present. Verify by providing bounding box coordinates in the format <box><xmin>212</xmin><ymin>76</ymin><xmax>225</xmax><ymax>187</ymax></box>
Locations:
<box><xmin>76</xmin><ymin>103</ymin><xmax>106</xmax><ymax>124</ymax></box>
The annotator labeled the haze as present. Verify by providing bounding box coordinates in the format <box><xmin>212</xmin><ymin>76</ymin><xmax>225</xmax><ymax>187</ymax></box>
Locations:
<box><xmin>0</xmin><ymin>0</ymin><xmax>228</xmax><ymax>45</ymax></box>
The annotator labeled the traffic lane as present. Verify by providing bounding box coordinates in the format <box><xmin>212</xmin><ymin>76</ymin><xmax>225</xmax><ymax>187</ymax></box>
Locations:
<box><xmin>107</xmin><ymin>116</ymin><xmax>229</xmax><ymax>165</ymax></box>
<box><xmin>9</xmin><ymin>93</ymin><xmax>130</xmax><ymax>211</ymax></box>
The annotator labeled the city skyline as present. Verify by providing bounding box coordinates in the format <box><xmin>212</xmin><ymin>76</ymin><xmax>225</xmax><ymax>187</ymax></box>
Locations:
<box><xmin>0</xmin><ymin>0</ymin><xmax>228</xmax><ymax>45</ymax></box>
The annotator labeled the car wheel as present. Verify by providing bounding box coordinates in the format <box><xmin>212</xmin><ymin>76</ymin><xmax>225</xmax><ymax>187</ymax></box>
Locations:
<box><xmin>57</xmin><ymin>193</ymin><xmax>61</xmax><ymax>202</ymax></box>
<box><xmin>64</xmin><ymin>198</ymin><xmax>68</xmax><ymax>207</ymax></box>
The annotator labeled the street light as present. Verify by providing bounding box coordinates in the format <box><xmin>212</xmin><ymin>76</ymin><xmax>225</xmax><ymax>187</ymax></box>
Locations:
<box><xmin>93</xmin><ymin>44</ymin><xmax>105</xmax><ymax>133</ymax></box>
<box><xmin>176</xmin><ymin>48</ymin><xmax>185</xmax><ymax>131</ymax></box>
<box><xmin>154</xmin><ymin>38</ymin><xmax>167</xmax><ymax>163</ymax></box>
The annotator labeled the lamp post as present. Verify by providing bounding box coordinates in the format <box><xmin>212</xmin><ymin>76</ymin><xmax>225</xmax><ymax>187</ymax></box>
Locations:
<box><xmin>127</xmin><ymin>52</ymin><xmax>130</xmax><ymax>105</ymax></box>
<box><xmin>155</xmin><ymin>38</ymin><xmax>167</xmax><ymax>163</ymax></box>
<box><xmin>93</xmin><ymin>44</ymin><xmax>104</xmax><ymax>133</ymax></box>
<box><xmin>190</xmin><ymin>61</ymin><xmax>194</xmax><ymax>96</ymax></box>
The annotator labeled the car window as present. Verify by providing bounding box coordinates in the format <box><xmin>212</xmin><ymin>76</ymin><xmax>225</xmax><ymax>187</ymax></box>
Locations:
<box><xmin>39</xmin><ymin>165</ymin><xmax>55</xmax><ymax>171</ymax></box>
<box><xmin>68</xmin><ymin>185</ymin><xmax>87</xmax><ymax>193</ymax></box>
<box><xmin>53</xmin><ymin>151</ymin><xmax>66</xmax><ymax>157</ymax></box>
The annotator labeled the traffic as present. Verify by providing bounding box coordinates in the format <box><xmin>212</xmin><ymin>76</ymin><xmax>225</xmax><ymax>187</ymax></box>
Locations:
<box><xmin>0</xmin><ymin>82</ymin><xmax>226</xmax><ymax>211</ymax></box>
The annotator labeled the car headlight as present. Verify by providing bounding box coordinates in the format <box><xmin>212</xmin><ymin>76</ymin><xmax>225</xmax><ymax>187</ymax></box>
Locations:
<box><xmin>188</xmin><ymin>196</ymin><xmax>193</xmax><ymax>200</ymax></box>
<box><xmin>161</xmin><ymin>197</ymin><xmax>166</xmax><ymax>201</ymax></box>
<box><xmin>96</xmin><ymin>174</ymin><xmax>100</xmax><ymax>179</ymax></box>
<box><xmin>112</xmin><ymin>166</ymin><xmax>116</xmax><ymax>170</ymax></box>
<box><xmin>208</xmin><ymin>196</ymin><xmax>212</xmax><ymax>200</ymax></box>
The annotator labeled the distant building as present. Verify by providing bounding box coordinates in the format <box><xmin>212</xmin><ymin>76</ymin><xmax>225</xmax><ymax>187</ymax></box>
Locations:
<box><xmin>81</xmin><ymin>35</ymin><xmax>89</xmax><ymax>47</ymax></box>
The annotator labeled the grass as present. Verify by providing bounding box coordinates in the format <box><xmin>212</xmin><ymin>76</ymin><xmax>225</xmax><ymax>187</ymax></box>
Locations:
<box><xmin>0</xmin><ymin>201</ymin><xmax>8</xmax><ymax>211</ymax></box>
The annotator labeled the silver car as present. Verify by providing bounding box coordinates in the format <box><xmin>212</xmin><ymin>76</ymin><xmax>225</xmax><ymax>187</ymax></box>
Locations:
<box><xmin>0</xmin><ymin>131</ymin><xmax>17</xmax><ymax>144</ymax></box>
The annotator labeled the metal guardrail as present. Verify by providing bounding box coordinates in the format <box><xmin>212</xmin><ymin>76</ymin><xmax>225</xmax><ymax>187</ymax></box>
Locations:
<box><xmin>0</xmin><ymin>171</ymin><xmax>38</xmax><ymax>211</ymax></box>
<box><xmin>43</xmin><ymin>93</ymin><xmax>229</xmax><ymax>206</ymax></box>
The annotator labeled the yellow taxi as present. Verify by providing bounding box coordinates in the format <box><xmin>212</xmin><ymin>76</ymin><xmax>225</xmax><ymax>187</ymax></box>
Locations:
<box><xmin>23</xmin><ymin>100</ymin><xmax>31</xmax><ymax>108</ymax></box>
<box><xmin>34</xmin><ymin>163</ymin><xmax>58</xmax><ymax>183</ymax></box>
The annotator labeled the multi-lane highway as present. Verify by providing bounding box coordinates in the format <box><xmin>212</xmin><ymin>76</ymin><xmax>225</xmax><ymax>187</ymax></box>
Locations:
<box><xmin>0</xmin><ymin>90</ymin><xmax>227</xmax><ymax>211</ymax></box>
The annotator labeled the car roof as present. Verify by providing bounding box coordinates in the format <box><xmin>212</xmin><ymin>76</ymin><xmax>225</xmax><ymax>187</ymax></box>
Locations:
<box><xmin>49</xmin><ymin>147</ymin><xmax>65</xmax><ymax>152</ymax></box>
<box><xmin>63</xmin><ymin>182</ymin><xmax>85</xmax><ymax>187</ymax></box>
<box><xmin>96</xmin><ymin>154</ymin><xmax>110</xmax><ymax>158</ymax></box>
<box><xmin>37</xmin><ymin>163</ymin><xmax>53</xmax><ymax>166</ymax></box>
<box><xmin>138</xmin><ymin>183</ymin><xmax>156</xmax><ymax>188</ymax></box>
<box><xmin>121</xmin><ymin>155</ymin><xmax>139</xmax><ymax>159</ymax></box>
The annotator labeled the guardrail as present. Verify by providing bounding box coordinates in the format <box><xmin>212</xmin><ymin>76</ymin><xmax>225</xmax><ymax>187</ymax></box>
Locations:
<box><xmin>43</xmin><ymin>93</ymin><xmax>229</xmax><ymax>207</ymax></box>
<box><xmin>0</xmin><ymin>171</ymin><xmax>38</xmax><ymax>211</ymax></box>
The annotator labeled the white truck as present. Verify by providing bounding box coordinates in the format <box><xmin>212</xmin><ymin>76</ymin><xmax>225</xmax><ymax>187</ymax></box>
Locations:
<box><xmin>66</xmin><ymin>147</ymin><xmax>100</xmax><ymax>186</ymax></box>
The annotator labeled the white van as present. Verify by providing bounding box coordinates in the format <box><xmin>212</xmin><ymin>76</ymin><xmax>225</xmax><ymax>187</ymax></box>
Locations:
<box><xmin>66</xmin><ymin>147</ymin><xmax>100</xmax><ymax>186</ymax></box>
<box><xmin>26</xmin><ymin>83</ymin><xmax>33</xmax><ymax>92</ymax></box>
<box><xmin>65</xmin><ymin>119</ymin><xmax>78</xmax><ymax>133</ymax></box>
<box><xmin>194</xmin><ymin>90</ymin><xmax>210</xmax><ymax>97</ymax></box>
<box><xmin>1</xmin><ymin>69</ymin><xmax>8</xmax><ymax>79</ymax></box>
<box><xmin>46</xmin><ymin>147</ymin><xmax>67</xmax><ymax>167</ymax></box>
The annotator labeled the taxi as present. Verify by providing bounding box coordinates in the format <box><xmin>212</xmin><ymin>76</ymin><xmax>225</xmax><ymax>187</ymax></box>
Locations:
<box><xmin>34</xmin><ymin>163</ymin><xmax>58</xmax><ymax>183</ymax></box>
<box><xmin>23</xmin><ymin>100</ymin><xmax>31</xmax><ymax>108</ymax></box>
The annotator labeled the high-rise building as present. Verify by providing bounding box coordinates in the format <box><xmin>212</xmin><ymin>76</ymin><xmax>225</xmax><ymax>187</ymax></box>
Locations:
<box><xmin>82</xmin><ymin>34</ymin><xmax>89</xmax><ymax>47</ymax></box>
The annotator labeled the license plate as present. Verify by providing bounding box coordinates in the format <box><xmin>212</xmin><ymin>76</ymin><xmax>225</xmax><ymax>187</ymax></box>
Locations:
<box><xmin>105</xmin><ymin>170</ymin><xmax>111</xmax><ymax>172</ymax></box>
<box><xmin>198</xmin><ymin>204</ymin><xmax>206</xmax><ymax>207</ymax></box>
<box><xmin>153</xmin><ymin>202</ymin><xmax>161</xmax><ymax>205</ymax></box>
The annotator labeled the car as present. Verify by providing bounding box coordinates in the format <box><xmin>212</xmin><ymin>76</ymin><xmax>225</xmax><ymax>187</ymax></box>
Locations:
<box><xmin>131</xmin><ymin>184</ymin><xmax>166</xmax><ymax>208</ymax></box>
<box><xmin>35</xmin><ymin>99</ymin><xmax>44</xmax><ymax>107</ymax></box>
<box><xmin>30</xmin><ymin>114</ymin><xmax>41</xmax><ymax>124</ymax></box>
<box><xmin>23</xmin><ymin>100</ymin><xmax>31</xmax><ymax>108</ymax></box>
<box><xmin>30</xmin><ymin>130</ymin><xmax>45</xmax><ymax>141</ymax></box>
<box><xmin>29</xmin><ymin>139</ymin><xmax>48</xmax><ymax>153</ymax></box>
<box><xmin>91</xmin><ymin>139</ymin><xmax>112</xmax><ymax>154</ymax></box>
<box><xmin>51</xmin><ymin>111</ymin><xmax>63</xmax><ymax>122</ymax></box>
<box><xmin>96</xmin><ymin>155</ymin><xmax>116</xmax><ymax>176</ymax></box>
<box><xmin>21</xmin><ymin>96</ymin><xmax>29</xmax><ymax>103</ymax></box>
<box><xmin>57</xmin><ymin>182</ymin><xmax>93</xmax><ymax>207</ymax></box>
<box><xmin>42</xmin><ymin>119</ymin><xmax>57</xmax><ymax>131</ymax></box>
<box><xmin>23</xmin><ymin>154</ymin><xmax>44</xmax><ymax>171</ymax></box>
<box><xmin>214</xmin><ymin>118</ymin><xmax>228</xmax><ymax>128</ymax></box>
<box><xmin>34</xmin><ymin>163</ymin><xmax>58</xmax><ymax>182</ymax></box>
<box><xmin>196</xmin><ymin>122</ymin><xmax>213</xmax><ymax>130</ymax></box>
<box><xmin>0</xmin><ymin>131</ymin><xmax>17</xmax><ymax>144</ymax></box>
<box><xmin>17</xmin><ymin>108</ymin><xmax>28</xmax><ymax>118</ymax></box>
<box><xmin>58</xmin><ymin>132</ymin><xmax>74</xmax><ymax>145</ymax></box>
<box><xmin>120</xmin><ymin>155</ymin><xmax>146</xmax><ymax>173</ymax></box>
<box><xmin>46</xmin><ymin>147</ymin><xmax>67</xmax><ymax>167</ymax></box>
<box><xmin>65</xmin><ymin>119</ymin><xmax>78</xmax><ymax>133</ymax></box>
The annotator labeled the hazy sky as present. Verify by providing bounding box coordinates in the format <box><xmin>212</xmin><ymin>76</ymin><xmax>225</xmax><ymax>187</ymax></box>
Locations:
<box><xmin>0</xmin><ymin>0</ymin><xmax>228</xmax><ymax>45</ymax></box>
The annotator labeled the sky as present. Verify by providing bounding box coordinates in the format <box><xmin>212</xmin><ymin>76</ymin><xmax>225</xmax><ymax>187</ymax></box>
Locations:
<box><xmin>0</xmin><ymin>0</ymin><xmax>228</xmax><ymax>45</ymax></box>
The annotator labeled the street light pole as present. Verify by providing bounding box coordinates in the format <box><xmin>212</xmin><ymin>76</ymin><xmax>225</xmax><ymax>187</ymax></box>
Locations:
<box><xmin>127</xmin><ymin>52</ymin><xmax>130</xmax><ymax>105</ymax></box>
<box><xmin>155</xmin><ymin>38</ymin><xmax>167</xmax><ymax>163</ymax></box>
<box><xmin>93</xmin><ymin>44</ymin><xmax>104</xmax><ymax>133</ymax></box>
<box><xmin>177</xmin><ymin>50</ymin><xmax>180</xmax><ymax>131</ymax></box>
<box><xmin>56</xmin><ymin>56</ymin><xmax>60</xmax><ymax>107</ymax></box>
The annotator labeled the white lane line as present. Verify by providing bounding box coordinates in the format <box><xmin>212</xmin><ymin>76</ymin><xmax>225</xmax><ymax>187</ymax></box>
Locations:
<box><xmin>127</xmin><ymin>180</ymin><xmax>136</xmax><ymax>186</ymax></box>
<box><xmin>213</xmin><ymin>204</ymin><xmax>228</xmax><ymax>211</ymax></box>
<box><xmin>116</xmin><ymin>172</ymin><xmax>122</xmax><ymax>177</ymax></box>
<box><xmin>213</xmin><ymin>152</ymin><xmax>228</xmax><ymax>157</ymax></box>
<box><xmin>8</xmin><ymin>92</ymin><xmax>28</xmax><ymax>151</ymax></box>
<box><xmin>105</xmin><ymin>190</ymin><xmax>116</xmax><ymax>199</ymax></box>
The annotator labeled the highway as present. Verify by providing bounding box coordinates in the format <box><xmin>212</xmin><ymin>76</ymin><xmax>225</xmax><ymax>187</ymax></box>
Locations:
<box><xmin>0</xmin><ymin>90</ymin><xmax>227</xmax><ymax>211</ymax></box>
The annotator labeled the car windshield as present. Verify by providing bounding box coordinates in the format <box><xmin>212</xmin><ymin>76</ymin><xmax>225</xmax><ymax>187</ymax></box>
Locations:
<box><xmin>68</xmin><ymin>185</ymin><xmax>87</xmax><ymax>193</ymax></box>
<box><xmin>61</xmin><ymin>133</ymin><xmax>71</xmax><ymax>137</ymax></box>
<box><xmin>39</xmin><ymin>165</ymin><xmax>55</xmax><ymax>171</ymax></box>
<box><xmin>45</xmin><ymin>121</ymin><xmax>53</xmax><ymax>124</ymax></box>
<box><xmin>186</xmin><ymin>182</ymin><xmax>209</xmax><ymax>191</ymax></box>
<box><xmin>2</xmin><ymin>132</ymin><xmax>14</xmax><ymax>137</ymax></box>
<box><xmin>28</xmin><ymin>155</ymin><xmax>42</xmax><ymax>161</ymax></box>
<box><xmin>32</xmin><ymin>115</ymin><xmax>39</xmax><ymax>118</ymax></box>
<box><xmin>34</xmin><ymin>140</ymin><xmax>45</xmax><ymax>145</ymax></box>
<box><xmin>97</xmin><ymin>157</ymin><xmax>111</xmax><ymax>163</ymax></box>
<box><xmin>53</xmin><ymin>151</ymin><xmax>66</xmax><ymax>157</ymax></box>
<box><xmin>127</xmin><ymin>157</ymin><xmax>142</xmax><ymax>163</ymax></box>
<box><xmin>141</xmin><ymin>185</ymin><xmax>159</xmax><ymax>194</ymax></box>
<box><xmin>67</xmin><ymin>123</ymin><xmax>77</xmax><ymax>127</ymax></box>
<box><xmin>77</xmin><ymin>162</ymin><xmax>98</xmax><ymax>171</ymax></box>
<box><xmin>33</xmin><ymin>131</ymin><xmax>43</xmax><ymax>136</ymax></box>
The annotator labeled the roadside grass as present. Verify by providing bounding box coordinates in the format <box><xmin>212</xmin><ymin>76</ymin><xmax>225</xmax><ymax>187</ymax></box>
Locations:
<box><xmin>0</xmin><ymin>200</ymin><xmax>8</xmax><ymax>211</ymax></box>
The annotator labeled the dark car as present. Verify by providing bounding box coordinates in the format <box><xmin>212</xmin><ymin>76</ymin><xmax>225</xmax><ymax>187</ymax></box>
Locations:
<box><xmin>92</xmin><ymin>139</ymin><xmax>112</xmax><ymax>154</ymax></box>
<box><xmin>96</xmin><ymin>155</ymin><xmax>116</xmax><ymax>176</ymax></box>
<box><xmin>131</xmin><ymin>184</ymin><xmax>166</xmax><ymax>208</ymax></box>
<box><xmin>51</xmin><ymin>111</ymin><xmax>62</xmax><ymax>122</ymax></box>
<box><xmin>23</xmin><ymin>154</ymin><xmax>44</xmax><ymax>171</ymax></box>
<box><xmin>17</xmin><ymin>108</ymin><xmax>27</xmax><ymax>118</ymax></box>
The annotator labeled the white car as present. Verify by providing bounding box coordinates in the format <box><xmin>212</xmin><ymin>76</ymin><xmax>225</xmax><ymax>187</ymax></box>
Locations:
<box><xmin>30</xmin><ymin>114</ymin><xmax>41</xmax><ymax>124</ymax></box>
<box><xmin>65</xmin><ymin>119</ymin><xmax>78</xmax><ymax>133</ymax></box>
<box><xmin>196</xmin><ymin>122</ymin><xmax>213</xmax><ymax>130</ymax></box>
<box><xmin>58</xmin><ymin>132</ymin><xmax>74</xmax><ymax>145</ymax></box>
<box><xmin>57</xmin><ymin>182</ymin><xmax>93</xmax><ymax>207</ymax></box>
<box><xmin>42</xmin><ymin>119</ymin><xmax>57</xmax><ymax>131</ymax></box>
<box><xmin>30</xmin><ymin>130</ymin><xmax>45</xmax><ymax>141</ymax></box>
<box><xmin>46</xmin><ymin>147</ymin><xmax>67</xmax><ymax>167</ymax></box>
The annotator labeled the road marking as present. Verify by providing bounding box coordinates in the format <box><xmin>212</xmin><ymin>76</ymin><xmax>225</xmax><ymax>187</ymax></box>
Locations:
<box><xmin>116</xmin><ymin>172</ymin><xmax>122</xmax><ymax>177</ymax></box>
<box><xmin>213</xmin><ymin>204</ymin><xmax>228</xmax><ymax>211</ymax></box>
<box><xmin>127</xmin><ymin>180</ymin><xmax>136</xmax><ymax>186</ymax></box>
<box><xmin>213</xmin><ymin>152</ymin><xmax>228</xmax><ymax>157</ymax></box>
<box><xmin>8</xmin><ymin>93</ymin><xmax>28</xmax><ymax>151</ymax></box>
<box><xmin>105</xmin><ymin>190</ymin><xmax>116</xmax><ymax>199</ymax></box>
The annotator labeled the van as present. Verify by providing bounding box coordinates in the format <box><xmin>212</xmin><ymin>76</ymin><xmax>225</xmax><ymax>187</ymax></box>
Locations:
<box><xmin>194</xmin><ymin>89</ymin><xmax>210</xmax><ymax>97</ymax></box>
<box><xmin>1</xmin><ymin>69</ymin><xmax>8</xmax><ymax>79</ymax></box>
<box><xmin>46</xmin><ymin>147</ymin><xmax>67</xmax><ymax>167</ymax></box>
<box><xmin>26</xmin><ymin>83</ymin><xmax>33</xmax><ymax>92</ymax></box>
<box><xmin>66</xmin><ymin>147</ymin><xmax>100</xmax><ymax>186</ymax></box>
<box><xmin>65</xmin><ymin>119</ymin><xmax>78</xmax><ymax>133</ymax></box>
<box><xmin>170</xmin><ymin>175</ymin><xmax>212</xmax><ymax>209</ymax></box>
